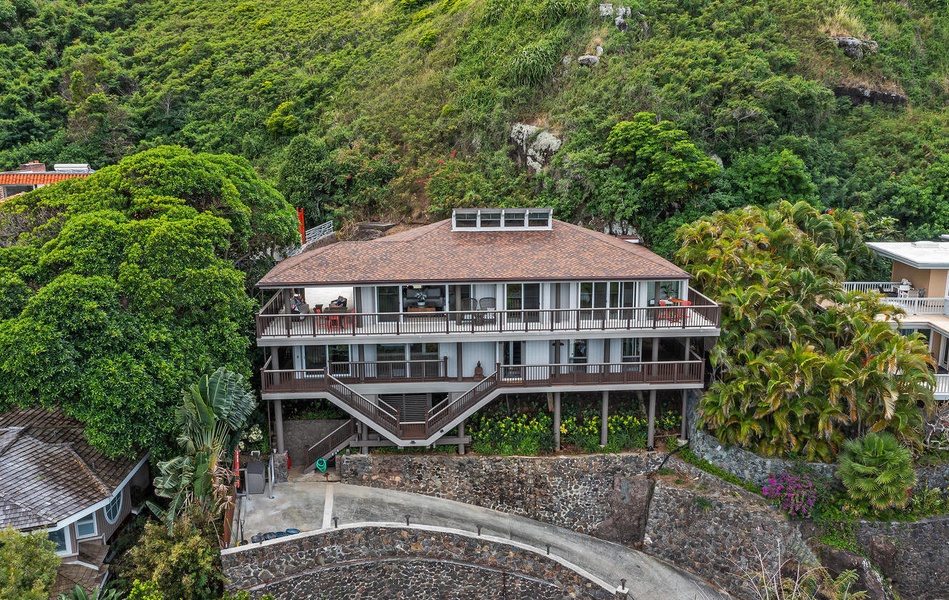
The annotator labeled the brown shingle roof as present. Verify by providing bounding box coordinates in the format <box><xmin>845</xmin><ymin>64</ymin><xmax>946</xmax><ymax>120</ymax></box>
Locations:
<box><xmin>0</xmin><ymin>408</ymin><xmax>143</xmax><ymax>531</ymax></box>
<box><xmin>0</xmin><ymin>172</ymin><xmax>89</xmax><ymax>186</ymax></box>
<box><xmin>259</xmin><ymin>218</ymin><xmax>687</xmax><ymax>287</ymax></box>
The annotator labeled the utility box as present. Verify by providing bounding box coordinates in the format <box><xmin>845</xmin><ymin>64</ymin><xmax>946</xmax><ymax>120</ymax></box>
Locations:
<box><xmin>246</xmin><ymin>461</ymin><xmax>266</xmax><ymax>495</ymax></box>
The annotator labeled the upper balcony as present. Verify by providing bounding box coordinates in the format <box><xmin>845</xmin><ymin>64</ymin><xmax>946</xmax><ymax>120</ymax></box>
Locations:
<box><xmin>256</xmin><ymin>289</ymin><xmax>721</xmax><ymax>343</ymax></box>
<box><xmin>843</xmin><ymin>281</ymin><xmax>948</xmax><ymax>316</ymax></box>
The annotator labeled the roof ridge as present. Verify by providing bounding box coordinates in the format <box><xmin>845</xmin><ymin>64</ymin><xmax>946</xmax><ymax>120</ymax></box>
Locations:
<box><xmin>67</xmin><ymin>444</ymin><xmax>112</xmax><ymax>496</ymax></box>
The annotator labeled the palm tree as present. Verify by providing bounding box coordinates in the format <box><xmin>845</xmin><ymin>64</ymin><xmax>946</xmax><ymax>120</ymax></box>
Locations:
<box><xmin>149</xmin><ymin>368</ymin><xmax>256</xmax><ymax>532</ymax></box>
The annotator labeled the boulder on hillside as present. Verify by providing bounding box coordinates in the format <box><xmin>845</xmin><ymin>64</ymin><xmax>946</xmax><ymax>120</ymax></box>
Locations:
<box><xmin>577</xmin><ymin>55</ymin><xmax>600</xmax><ymax>66</ymax></box>
<box><xmin>815</xmin><ymin>543</ymin><xmax>895</xmax><ymax>600</ymax></box>
<box><xmin>829</xmin><ymin>36</ymin><xmax>879</xmax><ymax>59</ymax></box>
<box><xmin>509</xmin><ymin>123</ymin><xmax>563</xmax><ymax>173</ymax></box>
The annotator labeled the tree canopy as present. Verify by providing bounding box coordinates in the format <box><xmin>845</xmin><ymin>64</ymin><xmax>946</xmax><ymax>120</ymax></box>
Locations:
<box><xmin>1</xmin><ymin>0</ymin><xmax>949</xmax><ymax>247</ymax></box>
<box><xmin>676</xmin><ymin>202</ymin><xmax>936</xmax><ymax>461</ymax></box>
<box><xmin>0</xmin><ymin>146</ymin><xmax>297</xmax><ymax>458</ymax></box>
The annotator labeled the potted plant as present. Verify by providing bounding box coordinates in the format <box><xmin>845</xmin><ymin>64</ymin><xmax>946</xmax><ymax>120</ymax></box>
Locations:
<box><xmin>415</xmin><ymin>291</ymin><xmax>427</xmax><ymax>307</ymax></box>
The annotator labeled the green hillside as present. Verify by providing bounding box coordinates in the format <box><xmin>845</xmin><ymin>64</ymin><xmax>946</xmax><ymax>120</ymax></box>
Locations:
<box><xmin>2</xmin><ymin>0</ymin><xmax>949</xmax><ymax>250</ymax></box>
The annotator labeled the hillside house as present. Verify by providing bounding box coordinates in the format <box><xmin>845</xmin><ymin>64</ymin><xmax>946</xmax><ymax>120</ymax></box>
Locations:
<box><xmin>0</xmin><ymin>161</ymin><xmax>94</xmax><ymax>200</ymax></box>
<box><xmin>255</xmin><ymin>208</ymin><xmax>722</xmax><ymax>467</ymax></box>
<box><xmin>845</xmin><ymin>240</ymin><xmax>949</xmax><ymax>399</ymax></box>
<box><xmin>0</xmin><ymin>408</ymin><xmax>149</xmax><ymax>595</ymax></box>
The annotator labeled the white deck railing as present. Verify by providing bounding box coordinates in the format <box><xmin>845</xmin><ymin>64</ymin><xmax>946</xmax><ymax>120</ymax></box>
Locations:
<box><xmin>934</xmin><ymin>374</ymin><xmax>949</xmax><ymax>399</ymax></box>
<box><xmin>287</xmin><ymin>220</ymin><xmax>334</xmax><ymax>257</ymax></box>
<box><xmin>843</xmin><ymin>281</ymin><xmax>902</xmax><ymax>293</ymax></box>
<box><xmin>882</xmin><ymin>297</ymin><xmax>949</xmax><ymax>315</ymax></box>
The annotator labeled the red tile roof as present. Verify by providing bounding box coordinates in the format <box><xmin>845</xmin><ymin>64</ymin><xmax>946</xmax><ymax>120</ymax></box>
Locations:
<box><xmin>0</xmin><ymin>172</ymin><xmax>89</xmax><ymax>186</ymax></box>
<box><xmin>259</xmin><ymin>218</ymin><xmax>688</xmax><ymax>287</ymax></box>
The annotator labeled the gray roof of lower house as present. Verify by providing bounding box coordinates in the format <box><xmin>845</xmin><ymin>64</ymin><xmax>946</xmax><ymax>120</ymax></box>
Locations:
<box><xmin>0</xmin><ymin>408</ymin><xmax>145</xmax><ymax>531</ymax></box>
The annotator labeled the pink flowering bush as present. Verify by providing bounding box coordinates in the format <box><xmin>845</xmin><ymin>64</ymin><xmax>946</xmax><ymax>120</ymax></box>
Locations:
<box><xmin>762</xmin><ymin>473</ymin><xmax>817</xmax><ymax>519</ymax></box>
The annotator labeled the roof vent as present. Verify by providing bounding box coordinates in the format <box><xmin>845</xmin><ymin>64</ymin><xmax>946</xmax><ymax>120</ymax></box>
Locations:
<box><xmin>52</xmin><ymin>164</ymin><xmax>94</xmax><ymax>173</ymax></box>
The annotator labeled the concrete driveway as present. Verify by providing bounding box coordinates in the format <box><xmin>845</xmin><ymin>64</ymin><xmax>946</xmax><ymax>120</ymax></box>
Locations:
<box><xmin>238</xmin><ymin>482</ymin><xmax>728</xmax><ymax>599</ymax></box>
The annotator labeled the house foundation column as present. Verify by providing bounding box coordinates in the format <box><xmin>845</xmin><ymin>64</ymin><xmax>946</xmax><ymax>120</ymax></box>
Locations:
<box><xmin>273</xmin><ymin>399</ymin><xmax>285</xmax><ymax>454</ymax></box>
<box><xmin>647</xmin><ymin>390</ymin><xmax>657</xmax><ymax>451</ymax></box>
<box><xmin>457</xmin><ymin>419</ymin><xmax>466</xmax><ymax>455</ymax></box>
<box><xmin>553</xmin><ymin>392</ymin><xmax>561</xmax><ymax>450</ymax></box>
<box><xmin>358</xmin><ymin>422</ymin><xmax>369</xmax><ymax>455</ymax></box>
<box><xmin>600</xmin><ymin>391</ymin><xmax>609</xmax><ymax>447</ymax></box>
<box><xmin>681</xmin><ymin>390</ymin><xmax>689</xmax><ymax>441</ymax></box>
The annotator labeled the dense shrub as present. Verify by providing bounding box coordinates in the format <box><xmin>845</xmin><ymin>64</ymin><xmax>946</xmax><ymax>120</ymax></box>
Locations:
<box><xmin>837</xmin><ymin>433</ymin><xmax>916</xmax><ymax>512</ymax></box>
<box><xmin>762</xmin><ymin>472</ymin><xmax>818</xmax><ymax>519</ymax></box>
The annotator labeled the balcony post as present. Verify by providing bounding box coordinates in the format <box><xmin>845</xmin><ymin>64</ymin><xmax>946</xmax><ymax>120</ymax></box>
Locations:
<box><xmin>600</xmin><ymin>391</ymin><xmax>609</xmax><ymax>447</ymax></box>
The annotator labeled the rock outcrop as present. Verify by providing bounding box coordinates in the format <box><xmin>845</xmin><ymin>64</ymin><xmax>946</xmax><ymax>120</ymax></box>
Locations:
<box><xmin>510</xmin><ymin>123</ymin><xmax>563</xmax><ymax>173</ymax></box>
<box><xmin>829</xmin><ymin>36</ymin><xmax>879</xmax><ymax>59</ymax></box>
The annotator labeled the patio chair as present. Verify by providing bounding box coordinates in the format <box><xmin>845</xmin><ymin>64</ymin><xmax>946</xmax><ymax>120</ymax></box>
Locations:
<box><xmin>479</xmin><ymin>297</ymin><xmax>497</xmax><ymax>323</ymax></box>
<box><xmin>458</xmin><ymin>298</ymin><xmax>478</xmax><ymax>323</ymax></box>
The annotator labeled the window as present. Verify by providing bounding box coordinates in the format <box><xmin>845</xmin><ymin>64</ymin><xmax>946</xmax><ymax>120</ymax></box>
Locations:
<box><xmin>76</xmin><ymin>514</ymin><xmax>97</xmax><ymax>539</ymax></box>
<box><xmin>48</xmin><ymin>526</ymin><xmax>69</xmax><ymax>554</ymax></box>
<box><xmin>503</xmin><ymin>211</ymin><xmax>526</xmax><ymax>227</ymax></box>
<box><xmin>104</xmin><ymin>492</ymin><xmax>123</xmax><ymax>524</ymax></box>
<box><xmin>454</xmin><ymin>211</ymin><xmax>477</xmax><ymax>228</ymax></box>
<box><xmin>480</xmin><ymin>211</ymin><xmax>502</xmax><ymax>228</ymax></box>
<box><xmin>527</xmin><ymin>210</ymin><xmax>551</xmax><ymax>228</ymax></box>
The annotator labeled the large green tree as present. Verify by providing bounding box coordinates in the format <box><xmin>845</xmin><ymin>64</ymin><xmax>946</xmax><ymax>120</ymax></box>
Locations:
<box><xmin>0</xmin><ymin>527</ymin><xmax>61</xmax><ymax>600</ymax></box>
<box><xmin>0</xmin><ymin>146</ymin><xmax>297</xmax><ymax>458</ymax></box>
<box><xmin>676</xmin><ymin>201</ymin><xmax>935</xmax><ymax>461</ymax></box>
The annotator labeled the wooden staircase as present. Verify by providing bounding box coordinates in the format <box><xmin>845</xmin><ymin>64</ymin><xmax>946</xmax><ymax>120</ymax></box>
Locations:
<box><xmin>309</xmin><ymin>372</ymin><xmax>501</xmax><ymax>451</ymax></box>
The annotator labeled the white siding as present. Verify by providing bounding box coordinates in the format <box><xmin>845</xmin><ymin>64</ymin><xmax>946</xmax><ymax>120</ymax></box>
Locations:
<box><xmin>441</xmin><ymin>343</ymin><xmax>458</xmax><ymax>378</ymax></box>
<box><xmin>587</xmin><ymin>339</ymin><xmax>605</xmax><ymax>364</ymax></box>
<box><xmin>462</xmin><ymin>342</ymin><xmax>496</xmax><ymax>377</ymax></box>
<box><xmin>524</xmin><ymin>340</ymin><xmax>549</xmax><ymax>365</ymax></box>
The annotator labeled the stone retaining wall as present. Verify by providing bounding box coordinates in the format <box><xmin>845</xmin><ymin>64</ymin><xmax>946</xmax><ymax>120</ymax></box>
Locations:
<box><xmin>644</xmin><ymin>462</ymin><xmax>816</xmax><ymax>599</ymax></box>
<box><xmin>855</xmin><ymin>518</ymin><xmax>949</xmax><ymax>600</ymax></box>
<box><xmin>337</xmin><ymin>453</ymin><xmax>663</xmax><ymax>535</ymax></box>
<box><xmin>221</xmin><ymin>526</ymin><xmax>615</xmax><ymax>599</ymax></box>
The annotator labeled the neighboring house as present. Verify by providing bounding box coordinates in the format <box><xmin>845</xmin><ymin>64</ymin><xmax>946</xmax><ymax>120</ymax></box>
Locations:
<box><xmin>0</xmin><ymin>161</ymin><xmax>94</xmax><ymax>200</ymax></box>
<box><xmin>255</xmin><ymin>208</ymin><xmax>722</xmax><ymax>467</ymax></box>
<box><xmin>845</xmin><ymin>240</ymin><xmax>949</xmax><ymax>399</ymax></box>
<box><xmin>0</xmin><ymin>408</ymin><xmax>149</xmax><ymax>595</ymax></box>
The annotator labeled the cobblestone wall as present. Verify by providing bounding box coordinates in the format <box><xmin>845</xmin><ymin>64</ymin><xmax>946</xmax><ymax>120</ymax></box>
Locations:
<box><xmin>221</xmin><ymin>526</ymin><xmax>615</xmax><ymax>599</ymax></box>
<box><xmin>337</xmin><ymin>453</ymin><xmax>664</xmax><ymax>534</ymax></box>
<box><xmin>644</xmin><ymin>462</ymin><xmax>817</xmax><ymax>600</ymax></box>
<box><xmin>855</xmin><ymin>517</ymin><xmax>949</xmax><ymax>600</ymax></box>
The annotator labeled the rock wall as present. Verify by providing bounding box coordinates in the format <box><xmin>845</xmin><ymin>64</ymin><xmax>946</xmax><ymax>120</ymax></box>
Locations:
<box><xmin>856</xmin><ymin>518</ymin><xmax>949</xmax><ymax>600</ymax></box>
<box><xmin>644</xmin><ymin>463</ymin><xmax>817</xmax><ymax>599</ymax></box>
<box><xmin>337</xmin><ymin>453</ymin><xmax>663</xmax><ymax>534</ymax></box>
<box><xmin>221</xmin><ymin>526</ymin><xmax>616</xmax><ymax>599</ymax></box>
<box><xmin>689</xmin><ymin>429</ymin><xmax>839</xmax><ymax>488</ymax></box>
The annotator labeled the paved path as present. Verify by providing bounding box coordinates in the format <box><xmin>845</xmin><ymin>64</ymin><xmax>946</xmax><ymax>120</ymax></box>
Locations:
<box><xmin>239</xmin><ymin>482</ymin><xmax>727</xmax><ymax>600</ymax></box>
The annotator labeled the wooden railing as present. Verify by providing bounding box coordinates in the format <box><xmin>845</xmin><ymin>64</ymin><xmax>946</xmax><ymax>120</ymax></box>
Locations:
<box><xmin>261</xmin><ymin>359</ymin><xmax>704</xmax><ymax>395</ymax></box>
<box><xmin>334</xmin><ymin>359</ymin><xmax>447</xmax><ymax>382</ymax></box>
<box><xmin>495</xmin><ymin>361</ymin><xmax>704</xmax><ymax>387</ymax></box>
<box><xmin>257</xmin><ymin>301</ymin><xmax>720</xmax><ymax>339</ymax></box>
<box><xmin>304</xmin><ymin>419</ymin><xmax>356</xmax><ymax>472</ymax></box>
<box><xmin>427</xmin><ymin>374</ymin><xmax>499</xmax><ymax>434</ymax></box>
<box><xmin>326</xmin><ymin>375</ymin><xmax>401</xmax><ymax>437</ymax></box>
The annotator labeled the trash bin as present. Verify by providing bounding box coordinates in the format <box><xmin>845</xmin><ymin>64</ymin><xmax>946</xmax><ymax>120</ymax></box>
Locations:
<box><xmin>246</xmin><ymin>461</ymin><xmax>266</xmax><ymax>495</ymax></box>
